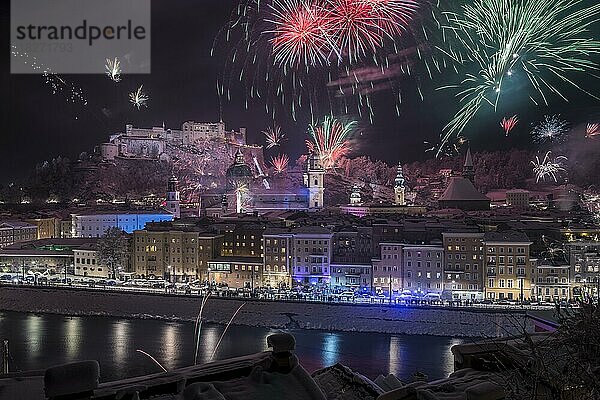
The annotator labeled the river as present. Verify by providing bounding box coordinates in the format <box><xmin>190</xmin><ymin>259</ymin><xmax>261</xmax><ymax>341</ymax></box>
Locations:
<box><xmin>0</xmin><ymin>311</ymin><xmax>473</xmax><ymax>383</ymax></box>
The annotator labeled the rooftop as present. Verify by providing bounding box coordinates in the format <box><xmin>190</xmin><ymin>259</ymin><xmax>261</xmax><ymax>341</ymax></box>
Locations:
<box><xmin>439</xmin><ymin>176</ymin><xmax>490</xmax><ymax>202</ymax></box>
<box><xmin>483</xmin><ymin>230</ymin><xmax>531</xmax><ymax>243</ymax></box>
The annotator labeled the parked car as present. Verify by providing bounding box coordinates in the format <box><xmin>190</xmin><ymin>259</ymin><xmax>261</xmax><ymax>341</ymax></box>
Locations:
<box><xmin>424</xmin><ymin>293</ymin><xmax>442</xmax><ymax>304</ymax></box>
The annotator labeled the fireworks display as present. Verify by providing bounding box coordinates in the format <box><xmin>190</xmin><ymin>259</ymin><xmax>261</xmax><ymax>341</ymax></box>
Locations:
<box><xmin>11</xmin><ymin>45</ymin><xmax>88</xmax><ymax>107</ymax></box>
<box><xmin>436</xmin><ymin>0</ymin><xmax>600</xmax><ymax>156</ymax></box>
<box><xmin>270</xmin><ymin>154</ymin><xmax>290</xmax><ymax>173</ymax></box>
<box><xmin>307</xmin><ymin>116</ymin><xmax>357</xmax><ymax>169</ymax></box>
<box><xmin>531</xmin><ymin>115</ymin><xmax>569</xmax><ymax>144</ymax></box>
<box><xmin>262</xmin><ymin>126</ymin><xmax>286</xmax><ymax>148</ymax></box>
<box><xmin>267</xmin><ymin>0</ymin><xmax>332</xmax><ymax>68</ymax></box>
<box><xmin>129</xmin><ymin>85</ymin><xmax>149</xmax><ymax>110</ymax></box>
<box><xmin>531</xmin><ymin>151</ymin><xmax>568</xmax><ymax>183</ymax></box>
<box><xmin>215</xmin><ymin>0</ymin><xmax>423</xmax><ymax>120</ymax></box>
<box><xmin>586</xmin><ymin>123</ymin><xmax>600</xmax><ymax>139</ymax></box>
<box><xmin>500</xmin><ymin>115</ymin><xmax>518</xmax><ymax>137</ymax></box>
<box><xmin>105</xmin><ymin>57</ymin><xmax>122</xmax><ymax>83</ymax></box>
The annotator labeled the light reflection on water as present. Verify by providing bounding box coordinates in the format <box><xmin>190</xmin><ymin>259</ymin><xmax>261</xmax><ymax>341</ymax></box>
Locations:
<box><xmin>64</xmin><ymin>317</ymin><xmax>82</xmax><ymax>359</ymax></box>
<box><xmin>0</xmin><ymin>311</ymin><xmax>474</xmax><ymax>382</ymax></box>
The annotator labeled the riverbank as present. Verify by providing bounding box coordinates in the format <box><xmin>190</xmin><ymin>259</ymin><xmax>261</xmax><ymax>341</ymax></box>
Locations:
<box><xmin>0</xmin><ymin>286</ymin><xmax>534</xmax><ymax>337</ymax></box>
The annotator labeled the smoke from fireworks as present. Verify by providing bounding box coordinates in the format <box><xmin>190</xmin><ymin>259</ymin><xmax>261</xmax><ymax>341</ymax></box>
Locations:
<box><xmin>586</xmin><ymin>123</ymin><xmax>600</xmax><ymax>139</ymax></box>
<box><xmin>500</xmin><ymin>115</ymin><xmax>518</xmax><ymax>136</ymax></box>
<box><xmin>307</xmin><ymin>116</ymin><xmax>357</xmax><ymax>169</ymax></box>
<box><xmin>436</xmin><ymin>0</ymin><xmax>600</xmax><ymax>156</ymax></box>
<box><xmin>270</xmin><ymin>154</ymin><xmax>290</xmax><ymax>173</ymax></box>
<box><xmin>531</xmin><ymin>115</ymin><xmax>569</xmax><ymax>144</ymax></box>
<box><xmin>531</xmin><ymin>151</ymin><xmax>568</xmax><ymax>183</ymax></box>
<box><xmin>262</xmin><ymin>126</ymin><xmax>286</xmax><ymax>148</ymax></box>
<box><xmin>105</xmin><ymin>57</ymin><xmax>122</xmax><ymax>82</ymax></box>
<box><xmin>129</xmin><ymin>85</ymin><xmax>149</xmax><ymax>109</ymax></box>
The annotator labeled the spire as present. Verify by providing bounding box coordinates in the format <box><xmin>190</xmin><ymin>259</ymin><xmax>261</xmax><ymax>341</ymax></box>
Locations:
<box><xmin>464</xmin><ymin>147</ymin><xmax>473</xmax><ymax>169</ymax></box>
<box><xmin>167</xmin><ymin>175</ymin><xmax>178</xmax><ymax>193</ymax></box>
<box><xmin>394</xmin><ymin>162</ymin><xmax>405</xmax><ymax>188</ymax></box>
<box><xmin>463</xmin><ymin>147</ymin><xmax>475</xmax><ymax>183</ymax></box>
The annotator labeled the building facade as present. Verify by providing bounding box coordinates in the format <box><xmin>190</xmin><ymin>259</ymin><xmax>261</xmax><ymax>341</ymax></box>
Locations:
<box><xmin>533</xmin><ymin>258</ymin><xmax>571</xmax><ymax>301</ymax></box>
<box><xmin>0</xmin><ymin>221</ymin><xmax>38</xmax><ymax>248</ymax></box>
<box><xmin>442</xmin><ymin>232</ymin><xmax>485</xmax><ymax>301</ymax></box>
<box><xmin>207</xmin><ymin>257</ymin><xmax>262</xmax><ymax>289</ymax></box>
<box><xmin>372</xmin><ymin>243</ymin><xmax>403</xmax><ymax>296</ymax></box>
<box><xmin>483</xmin><ymin>231</ymin><xmax>533</xmax><ymax>301</ymax></box>
<box><xmin>72</xmin><ymin>211</ymin><xmax>174</xmax><ymax>238</ymax></box>
<box><xmin>568</xmin><ymin>241</ymin><xmax>600</xmax><ymax>300</ymax></box>
<box><xmin>74</xmin><ymin>245</ymin><xmax>109</xmax><ymax>278</ymax></box>
<box><xmin>402</xmin><ymin>245</ymin><xmax>444</xmax><ymax>296</ymax></box>
<box><xmin>291</xmin><ymin>226</ymin><xmax>333</xmax><ymax>287</ymax></box>
<box><xmin>263</xmin><ymin>231</ymin><xmax>292</xmax><ymax>289</ymax></box>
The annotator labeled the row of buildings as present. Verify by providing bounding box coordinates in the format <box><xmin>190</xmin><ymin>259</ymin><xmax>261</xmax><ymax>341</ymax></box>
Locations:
<box><xmin>2</xmin><ymin>210</ymin><xmax>599</xmax><ymax>303</ymax></box>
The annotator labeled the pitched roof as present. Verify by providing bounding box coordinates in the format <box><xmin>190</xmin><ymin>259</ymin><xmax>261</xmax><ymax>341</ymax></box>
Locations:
<box><xmin>464</xmin><ymin>147</ymin><xmax>473</xmax><ymax>168</ymax></box>
<box><xmin>484</xmin><ymin>230</ymin><xmax>531</xmax><ymax>243</ymax></box>
<box><xmin>439</xmin><ymin>176</ymin><xmax>489</xmax><ymax>202</ymax></box>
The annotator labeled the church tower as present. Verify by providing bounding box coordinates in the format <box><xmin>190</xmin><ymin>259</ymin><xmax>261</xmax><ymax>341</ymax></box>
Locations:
<box><xmin>304</xmin><ymin>153</ymin><xmax>325</xmax><ymax>209</ymax></box>
<box><xmin>350</xmin><ymin>184</ymin><xmax>362</xmax><ymax>205</ymax></box>
<box><xmin>166</xmin><ymin>175</ymin><xmax>181</xmax><ymax>219</ymax></box>
<box><xmin>394</xmin><ymin>163</ymin><xmax>406</xmax><ymax>206</ymax></box>
<box><xmin>462</xmin><ymin>147</ymin><xmax>475</xmax><ymax>184</ymax></box>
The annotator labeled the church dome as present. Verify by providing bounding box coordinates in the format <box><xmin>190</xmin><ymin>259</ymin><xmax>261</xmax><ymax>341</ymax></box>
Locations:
<box><xmin>226</xmin><ymin>149</ymin><xmax>253</xmax><ymax>180</ymax></box>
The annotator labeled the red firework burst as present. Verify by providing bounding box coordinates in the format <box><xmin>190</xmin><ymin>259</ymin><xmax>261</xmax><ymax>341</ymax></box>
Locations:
<box><xmin>271</xmin><ymin>154</ymin><xmax>290</xmax><ymax>173</ymax></box>
<box><xmin>500</xmin><ymin>115</ymin><xmax>519</xmax><ymax>136</ymax></box>
<box><xmin>586</xmin><ymin>122</ymin><xmax>599</xmax><ymax>138</ymax></box>
<box><xmin>327</xmin><ymin>0</ymin><xmax>418</xmax><ymax>62</ymax></box>
<box><xmin>328</xmin><ymin>0</ymin><xmax>384</xmax><ymax>61</ymax></box>
<box><xmin>268</xmin><ymin>0</ymin><xmax>332</xmax><ymax>68</ymax></box>
<box><xmin>363</xmin><ymin>0</ymin><xmax>419</xmax><ymax>37</ymax></box>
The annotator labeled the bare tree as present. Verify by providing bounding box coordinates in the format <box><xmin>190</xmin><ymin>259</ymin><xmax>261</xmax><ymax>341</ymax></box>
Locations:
<box><xmin>97</xmin><ymin>227</ymin><xmax>128</xmax><ymax>279</ymax></box>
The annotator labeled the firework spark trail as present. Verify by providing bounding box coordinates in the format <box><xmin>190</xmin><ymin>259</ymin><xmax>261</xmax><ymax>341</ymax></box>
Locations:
<box><xmin>129</xmin><ymin>85</ymin><xmax>149</xmax><ymax>109</ymax></box>
<box><xmin>136</xmin><ymin>349</ymin><xmax>167</xmax><ymax>372</ymax></box>
<box><xmin>210</xmin><ymin>303</ymin><xmax>246</xmax><ymax>361</ymax></box>
<box><xmin>193</xmin><ymin>292</ymin><xmax>211</xmax><ymax>365</ymax></box>
<box><xmin>307</xmin><ymin>116</ymin><xmax>356</xmax><ymax>169</ymax></box>
<box><xmin>531</xmin><ymin>151</ymin><xmax>568</xmax><ymax>183</ymax></box>
<box><xmin>436</xmin><ymin>0</ymin><xmax>600</xmax><ymax>157</ymax></box>
<box><xmin>262</xmin><ymin>126</ymin><xmax>286</xmax><ymax>148</ymax></box>
<box><xmin>270</xmin><ymin>154</ymin><xmax>290</xmax><ymax>173</ymax></box>
<box><xmin>586</xmin><ymin>122</ymin><xmax>600</xmax><ymax>138</ymax></box>
<box><xmin>500</xmin><ymin>115</ymin><xmax>518</xmax><ymax>136</ymax></box>
<box><xmin>105</xmin><ymin>57</ymin><xmax>122</xmax><ymax>82</ymax></box>
<box><xmin>531</xmin><ymin>115</ymin><xmax>569</xmax><ymax>144</ymax></box>
<box><xmin>11</xmin><ymin>45</ymin><xmax>88</xmax><ymax>106</ymax></box>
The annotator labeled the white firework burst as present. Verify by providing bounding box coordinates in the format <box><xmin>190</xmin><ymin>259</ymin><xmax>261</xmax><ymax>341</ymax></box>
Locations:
<box><xmin>262</xmin><ymin>126</ymin><xmax>286</xmax><ymax>149</ymax></box>
<box><xmin>531</xmin><ymin>151</ymin><xmax>568</xmax><ymax>183</ymax></box>
<box><xmin>105</xmin><ymin>57</ymin><xmax>122</xmax><ymax>82</ymax></box>
<box><xmin>129</xmin><ymin>85</ymin><xmax>149</xmax><ymax>109</ymax></box>
<box><xmin>531</xmin><ymin>115</ymin><xmax>569</xmax><ymax>144</ymax></box>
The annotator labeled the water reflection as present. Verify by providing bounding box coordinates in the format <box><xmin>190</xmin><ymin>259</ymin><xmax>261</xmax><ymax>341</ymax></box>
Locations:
<box><xmin>388</xmin><ymin>336</ymin><xmax>401</xmax><ymax>376</ymax></box>
<box><xmin>161</xmin><ymin>324</ymin><xmax>178</xmax><ymax>371</ymax></box>
<box><xmin>0</xmin><ymin>312</ymin><xmax>471</xmax><ymax>382</ymax></box>
<box><xmin>64</xmin><ymin>317</ymin><xmax>82</xmax><ymax>359</ymax></box>
<box><xmin>111</xmin><ymin>319</ymin><xmax>130</xmax><ymax>371</ymax></box>
<box><xmin>25</xmin><ymin>314</ymin><xmax>44</xmax><ymax>359</ymax></box>
<box><xmin>322</xmin><ymin>333</ymin><xmax>340</xmax><ymax>367</ymax></box>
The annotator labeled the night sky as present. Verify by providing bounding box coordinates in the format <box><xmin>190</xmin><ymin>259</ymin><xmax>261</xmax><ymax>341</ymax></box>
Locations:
<box><xmin>2</xmin><ymin>0</ymin><xmax>600</xmax><ymax>183</ymax></box>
